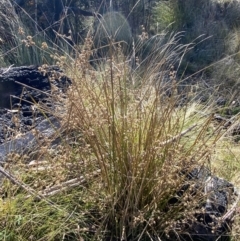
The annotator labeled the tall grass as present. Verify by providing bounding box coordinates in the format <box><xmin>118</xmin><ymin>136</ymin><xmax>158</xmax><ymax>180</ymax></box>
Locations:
<box><xmin>0</xmin><ymin>33</ymin><xmax>233</xmax><ymax>240</ymax></box>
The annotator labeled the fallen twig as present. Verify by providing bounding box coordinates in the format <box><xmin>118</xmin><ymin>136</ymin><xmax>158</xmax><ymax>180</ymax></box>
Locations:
<box><xmin>160</xmin><ymin>123</ymin><xmax>198</xmax><ymax>146</ymax></box>
<box><xmin>39</xmin><ymin>169</ymin><xmax>101</xmax><ymax>197</ymax></box>
<box><xmin>222</xmin><ymin>189</ymin><xmax>240</xmax><ymax>222</ymax></box>
<box><xmin>0</xmin><ymin>166</ymin><xmax>54</xmax><ymax>205</ymax></box>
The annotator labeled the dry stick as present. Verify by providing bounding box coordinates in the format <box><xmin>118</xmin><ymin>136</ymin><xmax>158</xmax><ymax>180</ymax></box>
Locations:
<box><xmin>13</xmin><ymin>81</ymin><xmax>66</xmax><ymax>114</ymax></box>
<box><xmin>159</xmin><ymin>123</ymin><xmax>198</xmax><ymax>146</ymax></box>
<box><xmin>222</xmin><ymin>189</ymin><xmax>240</xmax><ymax>222</ymax></box>
<box><xmin>10</xmin><ymin>95</ymin><xmax>51</xmax><ymax>114</ymax></box>
<box><xmin>0</xmin><ymin>166</ymin><xmax>91</xmax><ymax>221</ymax></box>
<box><xmin>39</xmin><ymin>169</ymin><xmax>101</xmax><ymax>197</ymax></box>
<box><xmin>14</xmin><ymin>81</ymin><xmax>53</xmax><ymax>96</ymax></box>
<box><xmin>13</xmin><ymin>81</ymin><xmax>54</xmax><ymax>107</ymax></box>
<box><xmin>0</xmin><ymin>166</ymin><xmax>100</xmax><ymax>211</ymax></box>
<box><xmin>1</xmin><ymin>64</ymin><xmax>14</xmax><ymax>75</ymax></box>
<box><xmin>0</xmin><ymin>166</ymin><xmax>55</xmax><ymax>206</ymax></box>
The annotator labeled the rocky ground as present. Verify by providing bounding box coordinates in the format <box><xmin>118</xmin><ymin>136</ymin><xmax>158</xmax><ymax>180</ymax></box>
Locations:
<box><xmin>0</xmin><ymin>65</ymin><xmax>70</xmax><ymax>145</ymax></box>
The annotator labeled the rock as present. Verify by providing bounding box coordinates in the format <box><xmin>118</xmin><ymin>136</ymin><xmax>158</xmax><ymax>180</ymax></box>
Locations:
<box><xmin>0</xmin><ymin>65</ymin><xmax>71</xmax><ymax>158</ymax></box>
<box><xmin>0</xmin><ymin>116</ymin><xmax>61</xmax><ymax>163</ymax></box>
<box><xmin>168</xmin><ymin>167</ymin><xmax>239</xmax><ymax>241</ymax></box>
<box><xmin>0</xmin><ymin>65</ymin><xmax>70</xmax><ymax>109</ymax></box>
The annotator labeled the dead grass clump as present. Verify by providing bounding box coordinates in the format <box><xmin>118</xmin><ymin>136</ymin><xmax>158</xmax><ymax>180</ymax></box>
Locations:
<box><xmin>59</xmin><ymin>35</ymin><xmax>228</xmax><ymax>240</ymax></box>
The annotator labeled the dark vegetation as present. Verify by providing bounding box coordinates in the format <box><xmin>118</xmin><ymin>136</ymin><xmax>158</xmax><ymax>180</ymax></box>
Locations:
<box><xmin>0</xmin><ymin>0</ymin><xmax>240</xmax><ymax>240</ymax></box>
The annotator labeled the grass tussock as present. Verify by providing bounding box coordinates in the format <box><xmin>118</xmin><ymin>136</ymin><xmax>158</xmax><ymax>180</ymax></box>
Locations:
<box><xmin>0</xmin><ymin>31</ymin><xmax>238</xmax><ymax>241</ymax></box>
